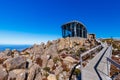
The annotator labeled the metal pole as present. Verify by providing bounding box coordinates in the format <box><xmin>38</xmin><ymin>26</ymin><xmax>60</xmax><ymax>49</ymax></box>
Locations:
<box><xmin>107</xmin><ymin>59</ymin><xmax>109</xmax><ymax>76</ymax></box>
<box><xmin>80</xmin><ymin>54</ymin><xmax>82</xmax><ymax>80</ymax></box>
<box><xmin>82</xmin><ymin>27</ymin><xmax>84</xmax><ymax>38</ymax></box>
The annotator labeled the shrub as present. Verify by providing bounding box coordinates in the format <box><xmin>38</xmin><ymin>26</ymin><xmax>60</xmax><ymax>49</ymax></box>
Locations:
<box><xmin>36</xmin><ymin>58</ymin><xmax>43</xmax><ymax>67</ymax></box>
<box><xmin>74</xmin><ymin>68</ymin><xmax>81</xmax><ymax>75</ymax></box>
<box><xmin>62</xmin><ymin>63</ymin><xmax>70</xmax><ymax>72</ymax></box>
<box><xmin>80</xmin><ymin>47</ymin><xmax>86</xmax><ymax>52</ymax></box>
<box><xmin>43</xmin><ymin>67</ymin><xmax>50</xmax><ymax>72</ymax></box>
<box><xmin>53</xmin><ymin>57</ymin><xmax>59</xmax><ymax>63</ymax></box>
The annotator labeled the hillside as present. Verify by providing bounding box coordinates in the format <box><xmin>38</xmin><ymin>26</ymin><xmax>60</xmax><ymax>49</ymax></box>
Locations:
<box><xmin>0</xmin><ymin>37</ymin><xmax>98</xmax><ymax>80</ymax></box>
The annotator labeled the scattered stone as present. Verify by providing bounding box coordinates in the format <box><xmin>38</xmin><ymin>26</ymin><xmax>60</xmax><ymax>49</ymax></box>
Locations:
<box><xmin>47</xmin><ymin>74</ymin><xmax>57</xmax><ymax>80</ymax></box>
<box><xmin>35</xmin><ymin>72</ymin><xmax>42</xmax><ymax>80</ymax></box>
<box><xmin>27</xmin><ymin>64</ymin><xmax>40</xmax><ymax>80</ymax></box>
<box><xmin>47</xmin><ymin>59</ymin><xmax>54</xmax><ymax>70</ymax></box>
<box><xmin>0</xmin><ymin>52</ymin><xmax>12</xmax><ymax>64</ymax></box>
<box><xmin>8</xmin><ymin>69</ymin><xmax>26</xmax><ymax>80</ymax></box>
<box><xmin>0</xmin><ymin>65</ymin><xmax>8</xmax><ymax>80</ymax></box>
<box><xmin>3</xmin><ymin>56</ymin><xmax>27</xmax><ymax>71</ymax></box>
<box><xmin>63</xmin><ymin>56</ymin><xmax>78</xmax><ymax>63</ymax></box>
<box><xmin>0</xmin><ymin>37</ymin><xmax>98</xmax><ymax>80</ymax></box>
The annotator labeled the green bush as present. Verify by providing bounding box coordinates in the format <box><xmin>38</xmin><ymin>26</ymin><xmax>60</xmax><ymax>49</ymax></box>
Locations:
<box><xmin>80</xmin><ymin>47</ymin><xmax>86</xmax><ymax>52</ymax></box>
<box><xmin>74</xmin><ymin>68</ymin><xmax>81</xmax><ymax>75</ymax></box>
<box><xmin>43</xmin><ymin>67</ymin><xmax>50</xmax><ymax>72</ymax></box>
<box><xmin>53</xmin><ymin>57</ymin><xmax>60</xmax><ymax>63</ymax></box>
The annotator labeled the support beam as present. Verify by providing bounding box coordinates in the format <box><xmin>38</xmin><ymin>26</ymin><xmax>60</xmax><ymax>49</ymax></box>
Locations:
<box><xmin>82</xmin><ymin>27</ymin><xmax>84</xmax><ymax>38</ymax></box>
<box><xmin>74</xmin><ymin>23</ymin><xmax>77</xmax><ymax>37</ymax></box>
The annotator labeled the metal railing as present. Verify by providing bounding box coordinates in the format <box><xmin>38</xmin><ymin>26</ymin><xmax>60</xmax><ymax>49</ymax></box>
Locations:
<box><xmin>107</xmin><ymin>57</ymin><xmax>120</xmax><ymax>70</ymax></box>
<box><xmin>81</xmin><ymin>45</ymin><xmax>102</xmax><ymax>57</ymax></box>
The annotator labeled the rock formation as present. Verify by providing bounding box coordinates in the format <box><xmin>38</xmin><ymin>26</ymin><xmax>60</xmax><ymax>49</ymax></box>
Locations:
<box><xmin>0</xmin><ymin>37</ymin><xmax>98</xmax><ymax>80</ymax></box>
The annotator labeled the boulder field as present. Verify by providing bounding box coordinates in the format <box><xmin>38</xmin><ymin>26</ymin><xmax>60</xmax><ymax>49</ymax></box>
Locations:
<box><xmin>0</xmin><ymin>37</ymin><xmax>98</xmax><ymax>80</ymax></box>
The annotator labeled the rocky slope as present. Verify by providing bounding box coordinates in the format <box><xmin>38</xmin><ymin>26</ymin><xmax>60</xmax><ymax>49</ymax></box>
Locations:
<box><xmin>0</xmin><ymin>37</ymin><xmax>98</xmax><ymax>80</ymax></box>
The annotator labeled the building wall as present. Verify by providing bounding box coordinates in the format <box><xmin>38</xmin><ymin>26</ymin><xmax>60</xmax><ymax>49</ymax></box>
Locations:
<box><xmin>62</xmin><ymin>21</ymin><xmax>87</xmax><ymax>38</ymax></box>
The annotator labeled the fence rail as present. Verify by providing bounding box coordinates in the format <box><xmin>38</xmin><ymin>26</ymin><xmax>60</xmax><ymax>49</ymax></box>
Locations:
<box><xmin>107</xmin><ymin>57</ymin><xmax>120</xmax><ymax>70</ymax></box>
<box><xmin>81</xmin><ymin>45</ymin><xmax>102</xmax><ymax>57</ymax></box>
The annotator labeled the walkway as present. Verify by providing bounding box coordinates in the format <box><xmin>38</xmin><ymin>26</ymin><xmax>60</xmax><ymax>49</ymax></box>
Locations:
<box><xmin>82</xmin><ymin>42</ymin><xmax>112</xmax><ymax>80</ymax></box>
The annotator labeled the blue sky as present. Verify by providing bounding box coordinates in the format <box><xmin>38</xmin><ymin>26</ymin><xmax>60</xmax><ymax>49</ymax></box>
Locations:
<box><xmin>0</xmin><ymin>0</ymin><xmax>120</xmax><ymax>44</ymax></box>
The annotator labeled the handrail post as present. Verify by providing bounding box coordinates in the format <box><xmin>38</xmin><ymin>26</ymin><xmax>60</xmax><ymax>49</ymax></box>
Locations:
<box><xmin>80</xmin><ymin>54</ymin><xmax>82</xmax><ymax>80</ymax></box>
<box><xmin>107</xmin><ymin>58</ymin><xmax>110</xmax><ymax>76</ymax></box>
<box><xmin>107</xmin><ymin>45</ymin><xmax>112</xmax><ymax>77</ymax></box>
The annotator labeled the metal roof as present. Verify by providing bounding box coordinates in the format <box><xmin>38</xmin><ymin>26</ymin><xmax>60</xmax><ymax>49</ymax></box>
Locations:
<box><xmin>61</xmin><ymin>20</ymin><xmax>87</xmax><ymax>29</ymax></box>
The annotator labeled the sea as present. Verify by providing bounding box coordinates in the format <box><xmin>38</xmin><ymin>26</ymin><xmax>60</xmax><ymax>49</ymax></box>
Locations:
<box><xmin>0</xmin><ymin>45</ymin><xmax>32</xmax><ymax>52</ymax></box>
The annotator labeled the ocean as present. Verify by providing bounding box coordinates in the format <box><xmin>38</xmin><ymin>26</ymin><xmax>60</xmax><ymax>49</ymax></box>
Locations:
<box><xmin>0</xmin><ymin>45</ymin><xmax>32</xmax><ymax>51</ymax></box>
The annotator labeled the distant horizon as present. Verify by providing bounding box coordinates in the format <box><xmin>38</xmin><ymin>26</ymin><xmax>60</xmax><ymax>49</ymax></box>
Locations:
<box><xmin>0</xmin><ymin>37</ymin><xmax>120</xmax><ymax>45</ymax></box>
<box><xmin>0</xmin><ymin>44</ymin><xmax>31</xmax><ymax>51</ymax></box>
